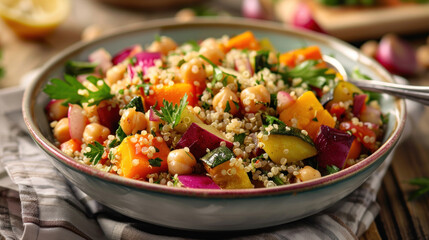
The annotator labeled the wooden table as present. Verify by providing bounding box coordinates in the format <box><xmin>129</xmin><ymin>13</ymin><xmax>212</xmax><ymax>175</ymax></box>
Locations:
<box><xmin>0</xmin><ymin>0</ymin><xmax>428</xmax><ymax>238</ymax></box>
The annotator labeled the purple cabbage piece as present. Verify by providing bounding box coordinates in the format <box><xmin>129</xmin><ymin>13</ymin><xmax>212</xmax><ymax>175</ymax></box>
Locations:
<box><xmin>127</xmin><ymin>64</ymin><xmax>135</xmax><ymax>80</ymax></box>
<box><xmin>112</xmin><ymin>46</ymin><xmax>135</xmax><ymax>65</ymax></box>
<box><xmin>177</xmin><ymin>174</ymin><xmax>220</xmax><ymax>189</ymax></box>
<box><xmin>315</xmin><ymin>125</ymin><xmax>355</xmax><ymax>169</ymax></box>
<box><xmin>134</xmin><ymin>51</ymin><xmax>161</xmax><ymax>75</ymax></box>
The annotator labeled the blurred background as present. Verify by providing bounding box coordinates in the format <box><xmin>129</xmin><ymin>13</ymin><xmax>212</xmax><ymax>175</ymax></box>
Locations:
<box><xmin>0</xmin><ymin>0</ymin><xmax>428</xmax><ymax>89</ymax></box>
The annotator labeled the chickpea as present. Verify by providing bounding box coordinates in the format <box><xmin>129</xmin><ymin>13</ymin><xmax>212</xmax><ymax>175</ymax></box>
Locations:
<box><xmin>200</xmin><ymin>38</ymin><xmax>218</xmax><ymax>49</ymax></box>
<box><xmin>83</xmin><ymin>123</ymin><xmax>110</xmax><ymax>144</ymax></box>
<box><xmin>298</xmin><ymin>166</ymin><xmax>322</xmax><ymax>182</ymax></box>
<box><xmin>83</xmin><ymin>104</ymin><xmax>99</xmax><ymax>123</ymax></box>
<box><xmin>212</xmin><ymin>87</ymin><xmax>239</xmax><ymax>115</ymax></box>
<box><xmin>240</xmin><ymin>85</ymin><xmax>270</xmax><ymax>113</ymax></box>
<box><xmin>167</xmin><ymin>149</ymin><xmax>197</xmax><ymax>175</ymax></box>
<box><xmin>144</xmin><ymin>110</ymin><xmax>160</xmax><ymax>133</ymax></box>
<box><xmin>120</xmin><ymin>108</ymin><xmax>147</xmax><ymax>135</ymax></box>
<box><xmin>199</xmin><ymin>45</ymin><xmax>225</xmax><ymax>66</ymax></box>
<box><xmin>47</xmin><ymin>100</ymin><xmax>68</xmax><ymax>121</ymax></box>
<box><xmin>106</xmin><ymin>64</ymin><xmax>126</xmax><ymax>86</ymax></box>
<box><xmin>147</xmin><ymin>36</ymin><xmax>177</xmax><ymax>56</ymax></box>
<box><xmin>53</xmin><ymin>118</ymin><xmax>71</xmax><ymax>143</ymax></box>
<box><xmin>180</xmin><ymin>58</ymin><xmax>206</xmax><ymax>90</ymax></box>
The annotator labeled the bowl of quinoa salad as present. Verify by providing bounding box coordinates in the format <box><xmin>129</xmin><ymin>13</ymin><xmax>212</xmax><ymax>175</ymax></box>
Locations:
<box><xmin>23</xmin><ymin>18</ymin><xmax>405</xmax><ymax>230</ymax></box>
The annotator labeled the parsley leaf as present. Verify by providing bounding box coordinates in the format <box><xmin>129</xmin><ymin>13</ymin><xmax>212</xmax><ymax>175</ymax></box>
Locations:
<box><xmin>84</xmin><ymin>141</ymin><xmax>105</xmax><ymax>165</ymax></box>
<box><xmin>65</xmin><ymin>61</ymin><xmax>98</xmax><ymax>76</ymax></box>
<box><xmin>202</xmin><ymin>102</ymin><xmax>211</xmax><ymax>110</ymax></box>
<box><xmin>43</xmin><ymin>75</ymin><xmax>114</xmax><ymax>106</ymax></box>
<box><xmin>233</xmin><ymin>133</ymin><xmax>246</xmax><ymax>144</ymax></box>
<box><xmin>153</xmin><ymin>94</ymin><xmax>188</xmax><ymax>128</ymax></box>
<box><xmin>199</xmin><ymin>55</ymin><xmax>236</xmax><ymax>85</ymax></box>
<box><xmin>263</xmin><ymin>115</ymin><xmax>284</xmax><ymax>126</ymax></box>
<box><xmin>283</xmin><ymin>60</ymin><xmax>336</xmax><ymax>89</ymax></box>
<box><xmin>408</xmin><ymin>177</ymin><xmax>429</xmax><ymax>201</ymax></box>
<box><xmin>136</xmin><ymin>82</ymin><xmax>152</xmax><ymax>96</ymax></box>
<box><xmin>224</xmin><ymin>101</ymin><xmax>231</xmax><ymax>113</ymax></box>
<box><xmin>116</xmin><ymin>126</ymin><xmax>127</xmax><ymax>143</ymax></box>
<box><xmin>148</xmin><ymin>157</ymin><xmax>163</xmax><ymax>167</ymax></box>
<box><xmin>326</xmin><ymin>165</ymin><xmax>340</xmax><ymax>174</ymax></box>
<box><xmin>123</xmin><ymin>96</ymin><xmax>145</xmax><ymax>113</ymax></box>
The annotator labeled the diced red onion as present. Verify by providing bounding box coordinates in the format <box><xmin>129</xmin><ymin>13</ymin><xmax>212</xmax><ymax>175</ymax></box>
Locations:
<box><xmin>68</xmin><ymin>104</ymin><xmax>88</xmax><ymax>140</ymax></box>
<box><xmin>177</xmin><ymin>174</ymin><xmax>220</xmax><ymax>189</ymax></box>
<box><xmin>127</xmin><ymin>64</ymin><xmax>135</xmax><ymax>80</ymax></box>
<box><xmin>89</xmin><ymin>48</ymin><xmax>112</xmax><ymax>74</ymax></box>
<box><xmin>352</xmin><ymin>94</ymin><xmax>367</xmax><ymax>117</ymax></box>
<box><xmin>315</xmin><ymin>125</ymin><xmax>355</xmax><ymax>169</ymax></box>
<box><xmin>149</xmin><ymin>107</ymin><xmax>160</xmax><ymax>122</ymax></box>
<box><xmin>242</xmin><ymin>0</ymin><xmax>267</xmax><ymax>20</ymax></box>
<box><xmin>135</xmin><ymin>51</ymin><xmax>162</xmax><ymax>75</ymax></box>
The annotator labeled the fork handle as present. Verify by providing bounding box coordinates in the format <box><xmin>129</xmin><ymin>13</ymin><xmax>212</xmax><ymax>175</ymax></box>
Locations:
<box><xmin>349</xmin><ymin>78</ymin><xmax>429</xmax><ymax>105</ymax></box>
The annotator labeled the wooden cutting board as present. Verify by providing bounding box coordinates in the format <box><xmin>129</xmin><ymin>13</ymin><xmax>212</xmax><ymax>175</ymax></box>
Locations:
<box><xmin>276</xmin><ymin>0</ymin><xmax>429</xmax><ymax>41</ymax></box>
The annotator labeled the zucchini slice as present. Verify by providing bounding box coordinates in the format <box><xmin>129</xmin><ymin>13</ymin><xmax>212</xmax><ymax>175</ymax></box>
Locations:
<box><xmin>259</xmin><ymin>123</ymin><xmax>317</xmax><ymax>164</ymax></box>
<box><xmin>201</xmin><ymin>147</ymin><xmax>253</xmax><ymax>189</ymax></box>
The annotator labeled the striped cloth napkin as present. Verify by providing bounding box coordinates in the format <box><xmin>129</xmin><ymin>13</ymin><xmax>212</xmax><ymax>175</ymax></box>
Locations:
<box><xmin>0</xmin><ymin>78</ymin><xmax>415</xmax><ymax>239</ymax></box>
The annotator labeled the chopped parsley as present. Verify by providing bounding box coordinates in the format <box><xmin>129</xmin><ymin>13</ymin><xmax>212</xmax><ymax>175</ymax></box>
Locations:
<box><xmin>202</xmin><ymin>102</ymin><xmax>211</xmax><ymax>110</ymax></box>
<box><xmin>84</xmin><ymin>141</ymin><xmax>105</xmax><ymax>165</ymax></box>
<box><xmin>199</xmin><ymin>55</ymin><xmax>236</xmax><ymax>86</ymax></box>
<box><xmin>285</xmin><ymin>60</ymin><xmax>336</xmax><ymax>89</ymax></box>
<box><xmin>65</xmin><ymin>61</ymin><xmax>98</xmax><ymax>76</ymax></box>
<box><xmin>233</xmin><ymin>133</ymin><xmax>246</xmax><ymax>144</ymax></box>
<box><xmin>263</xmin><ymin>115</ymin><xmax>284</xmax><ymax>126</ymax></box>
<box><xmin>224</xmin><ymin>101</ymin><xmax>231</xmax><ymax>113</ymax></box>
<box><xmin>116</xmin><ymin>126</ymin><xmax>127</xmax><ymax>143</ymax></box>
<box><xmin>43</xmin><ymin>75</ymin><xmax>114</xmax><ymax>107</ymax></box>
<box><xmin>136</xmin><ymin>82</ymin><xmax>152</xmax><ymax>96</ymax></box>
<box><xmin>177</xmin><ymin>59</ymin><xmax>186</xmax><ymax>67</ymax></box>
<box><xmin>408</xmin><ymin>177</ymin><xmax>429</xmax><ymax>201</ymax></box>
<box><xmin>233</xmin><ymin>100</ymin><xmax>240</xmax><ymax>110</ymax></box>
<box><xmin>153</xmin><ymin>94</ymin><xmax>188</xmax><ymax>128</ymax></box>
<box><xmin>108</xmin><ymin>150</ymin><xmax>115</xmax><ymax>161</ymax></box>
<box><xmin>185</xmin><ymin>40</ymin><xmax>200</xmax><ymax>51</ymax></box>
<box><xmin>148</xmin><ymin>157</ymin><xmax>163</xmax><ymax>167</ymax></box>
<box><xmin>326</xmin><ymin>165</ymin><xmax>340</xmax><ymax>174</ymax></box>
<box><xmin>312</xmin><ymin>117</ymin><xmax>318</xmax><ymax>122</ymax></box>
<box><xmin>123</xmin><ymin>96</ymin><xmax>145</xmax><ymax>113</ymax></box>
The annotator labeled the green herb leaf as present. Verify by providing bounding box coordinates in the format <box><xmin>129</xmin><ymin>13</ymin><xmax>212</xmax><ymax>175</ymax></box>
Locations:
<box><xmin>154</xmin><ymin>34</ymin><xmax>161</xmax><ymax>42</ymax></box>
<box><xmin>153</xmin><ymin>94</ymin><xmax>188</xmax><ymax>128</ymax></box>
<box><xmin>233</xmin><ymin>133</ymin><xmax>246</xmax><ymax>144</ymax></box>
<box><xmin>177</xmin><ymin>59</ymin><xmax>186</xmax><ymax>67</ymax></box>
<box><xmin>264</xmin><ymin>115</ymin><xmax>284</xmax><ymax>126</ymax></box>
<box><xmin>326</xmin><ymin>165</ymin><xmax>340</xmax><ymax>174</ymax></box>
<box><xmin>255</xmin><ymin>50</ymin><xmax>272</xmax><ymax>73</ymax></box>
<box><xmin>233</xmin><ymin>100</ymin><xmax>240</xmax><ymax>110</ymax></box>
<box><xmin>283</xmin><ymin>60</ymin><xmax>336</xmax><ymax>89</ymax></box>
<box><xmin>199</xmin><ymin>55</ymin><xmax>229</xmax><ymax>84</ymax></box>
<box><xmin>129</xmin><ymin>57</ymin><xmax>137</xmax><ymax>65</ymax></box>
<box><xmin>108</xmin><ymin>150</ymin><xmax>115</xmax><ymax>161</ymax></box>
<box><xmin>116</xmin><ymin>126</ymin><xmax>127</xmax><ymax>143</ymax></box>
<box><xmin>43</xmin><ymin>75</ymin><xmax>114</xmax><ymax>106</ymax></box>
<box><xmin>84</xmin><ymin>141</ymin><xmax>105</xmax><ymax>165</ymax></box>
<box><xmin>312</xmin><ymin>117</ymin><xmax>318</xmax><ymax>122</ymax></box>
<box><xmin>408</xmin><ymin>177</ymin><xmax>429</xmax><ymax>201</ymax></box>
<box><xmin>123</xmin><ymin>96</ymin><xmax>145</xmax><ymax>113</ymax></box>
<box><xmin>202</xmin><ymin>102</ymin><xmax>211</xmax><ymax>110</ymax></box>
<box><xmin>108</xmin><ymin>139</ymin><xmax>119</xmax><ymax>148</ymax></box>
<box><xmin>149</xmin><ymin>157</ymin><xmax>163</xmax><ymax>167</ymax></box>
<box><xmin>272</xmin><ymin>175</ymin><xmax>284</xmax><ymax>185</ymax></box>
<box><xmin>0</xmin><ymin>50</ymin><xmax>4</xmax><ymax>79</ymax></box>
<box><xmin>269</xmin><ymin>93</ymin><xmax>277</xmax><ymax>109</ymax></box>
<box><xmin>136</xmin><ymin>82</ymin><xmax>152</xmax><ymax>96</ymax></box>
<box><xmin>224</xmin><ymin>101</ymin><xmax>231</xmax><ymax>113</ymax></box>
<box><xmin>185</xmin><ymin>40</ymin><xmax>200</xmax><ymax>51</ymax></box>
<box><xmin>65</xmin><ymin>61</ymin><xmax>98</xmax><ymax>76</ymax></box>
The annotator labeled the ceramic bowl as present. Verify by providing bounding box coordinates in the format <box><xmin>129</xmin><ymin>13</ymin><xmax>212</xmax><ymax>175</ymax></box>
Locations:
<box><xmin>22</xmin><ymin>18</ymin><xmax>405</xmax><ymax>231</ymax></box>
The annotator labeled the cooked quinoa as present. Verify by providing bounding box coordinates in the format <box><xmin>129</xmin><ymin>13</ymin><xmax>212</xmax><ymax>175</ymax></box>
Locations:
<box><xmin>44</xmin><ymin>31</ymin><xmax>386</xmax><ymax>189</ymax></box>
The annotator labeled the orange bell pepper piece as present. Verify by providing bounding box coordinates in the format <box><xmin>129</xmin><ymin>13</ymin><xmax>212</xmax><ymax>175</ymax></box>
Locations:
<box><xmin>142</xmin><ymin>83</ymin><xmax>198</xmax><ymax>109</ymax></box>
<box><xmin>225</xmin><ymin>31</ymin><xmax>260</xmax><ymax>52</ymax></box>
<box><xmin>117</xmin><ymin>134</ymin><xmax>170</xmax><ymax>180</ymax></box>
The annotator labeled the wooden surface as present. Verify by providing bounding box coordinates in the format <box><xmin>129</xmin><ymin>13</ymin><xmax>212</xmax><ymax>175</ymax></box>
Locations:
<box><xmin>275</xmin><ymin>0</ymin><xmax>429</xmax><ymax>41</ymax></box>
<box><xmin>1</xmin><ymin>0</ymin><xmax>429</xmax><ymax>239</ymax></box>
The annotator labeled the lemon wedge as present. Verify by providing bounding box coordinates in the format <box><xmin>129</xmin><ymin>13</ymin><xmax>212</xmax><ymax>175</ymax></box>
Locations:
<box><xmin>0</xmin><ymin>0</ymin><xmax>70</xmax><ymax>38</ymax></box>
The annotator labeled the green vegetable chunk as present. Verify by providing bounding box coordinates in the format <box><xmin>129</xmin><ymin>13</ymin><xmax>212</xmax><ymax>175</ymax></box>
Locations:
<box><xmin>201</xmin><ymin>146</ymin><xmax>234</xmax><ymax>169</ymax></box>
<box><xmin>259</xmin><ymin>119</ymin><xmax>317</xmax><ymax>164</ymax></box>
<box><xmin>65</xmin><ymin>60</ymin><xmax>98</xmax><ymax>76</ymax></box>
<box><xmin>123</xmin><ymin>96</ymin><xmax>145</xmax><ymax>113</ymax></box>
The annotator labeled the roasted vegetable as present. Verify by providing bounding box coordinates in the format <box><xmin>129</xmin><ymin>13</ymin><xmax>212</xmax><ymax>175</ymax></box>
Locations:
<box><xmin>202</xmin><ymin>147</ymin><xmax>253</xmax><ymax>189</ymax></box>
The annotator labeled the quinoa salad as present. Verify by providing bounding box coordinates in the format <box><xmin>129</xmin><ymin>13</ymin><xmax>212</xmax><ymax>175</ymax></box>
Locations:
<box><xmin>44</xmin><ymin>31</ymin><xmax>386</xmax><ymax>189</ymax></box>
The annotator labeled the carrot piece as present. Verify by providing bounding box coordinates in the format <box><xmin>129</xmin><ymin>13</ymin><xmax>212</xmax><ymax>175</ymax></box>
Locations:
<box><xmin>347</xmin><ymin>138</ymin><xmax>362</xmax><ymax>161</ymax></box>
<box><xmin>279</xmin><ymin>46</ymin><xmax>324</xmax><ymax>68</ymax></box>
<box><xmin>60</xmin><ymin>139</ymin><xmax>82</xmax><ymax>153</ymax></box>
<box><xmin>225</xmin><ymin>31</ymin><xmax>260</xmax><ymax>52</ymax></box>
<box><xmin>142</xmin><ymin>83</ymin><xmax>197</xmax><ymax>109</ymax></box>
<box><xmin>117</xmin><ymin>134</ymin><xmax>170</xmax><ymax>180</ymax></box>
